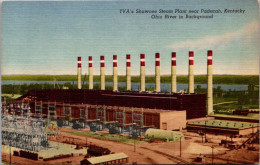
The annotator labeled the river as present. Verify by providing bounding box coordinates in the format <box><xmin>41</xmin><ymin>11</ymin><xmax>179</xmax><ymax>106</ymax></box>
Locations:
<box><xmin>2</xmin><ymin>80</ymin><xmax>248</xmax><ymax>92</ymax></box>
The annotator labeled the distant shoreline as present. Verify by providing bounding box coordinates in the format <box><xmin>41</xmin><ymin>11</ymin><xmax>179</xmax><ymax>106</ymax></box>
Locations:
<box><xmin>1</xmin><ymin>75</ymin><xmax>259</xmax><ymax>85</ymax></box>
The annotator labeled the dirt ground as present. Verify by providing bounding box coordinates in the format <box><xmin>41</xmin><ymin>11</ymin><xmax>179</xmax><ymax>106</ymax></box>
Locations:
<box><xmin>2</xmin><ymin>128</ymin><xmax>259</xmax><ymax>164</ymax></box>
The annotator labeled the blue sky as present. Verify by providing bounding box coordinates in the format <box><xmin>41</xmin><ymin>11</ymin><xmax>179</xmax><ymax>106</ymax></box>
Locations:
<box><xmin>2</xmin><ymin>0</ymin><xmax>259</xmax><ymax>75</ymax></box>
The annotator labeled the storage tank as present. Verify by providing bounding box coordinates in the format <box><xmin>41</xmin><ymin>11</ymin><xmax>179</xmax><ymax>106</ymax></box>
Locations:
<box><xmin>145</xmin><ymin>128</ymin><xmax>184</xmax><ymax>142</ymax></box>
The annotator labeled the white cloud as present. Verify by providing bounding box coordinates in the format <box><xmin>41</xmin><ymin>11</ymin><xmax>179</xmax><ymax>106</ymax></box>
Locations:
<box><xmin>165</xmin><ymin>21</ymin><xmax>259</xmax><ymax>51</ymax></box>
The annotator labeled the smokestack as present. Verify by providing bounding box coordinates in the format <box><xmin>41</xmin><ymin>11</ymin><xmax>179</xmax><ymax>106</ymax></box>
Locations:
<box><xmin>113</xmin><ymin>55</ymin><xmax>118</xmax><ymax>91</ymax></box>
<box><xmin>89</xmin><ymin>56</ymin><xmax>93</xmax><ymax>90</ymax></box>
<box><xmin>207</xmin><ymin>50</ymin><xmax>213</xmax><ymax>115</ymax></box>
<box><xmin>171</xmin><ymin>52</ymin><xmax>177</xmax><ymax>93</ymax></box>
<box><xmin>155</xmin><ymin>53</ymin><xmax>160</xmax><ymax>92</ymax></box>
<box><xmin>140</xmin><ymin>54</ymin><xmax>145</xmax><ymax>92</ymax></box>
<box><xmin>77</xmin><ymin>57</ymin><xmax>82</xmax><ymax>89</ymax></box>
<box><xmin>126</xmin><ymin>54</ymin><xmax>131</xmax><ymax>91</ymax></box>
<box><xmin>188</xmin><ymin>51</ymin><xmax>194</xmax><ymax>93</ymax></box>
<box><xmin>100</xmin><ymin>56</ymin><xmax>105</xmax><ymax>90</ymax></box>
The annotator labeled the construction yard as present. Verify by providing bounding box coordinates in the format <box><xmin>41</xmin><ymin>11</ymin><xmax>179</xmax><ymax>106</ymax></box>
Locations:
<box><xmin>2</xmin><ymin>126</ymin><xmax>259</xmax><ymax>165</ymax></box>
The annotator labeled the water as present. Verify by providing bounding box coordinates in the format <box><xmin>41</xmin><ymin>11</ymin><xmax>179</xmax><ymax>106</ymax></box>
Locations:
<box><xmin>2</xmin><ymin>80</ymin><xmax>248</xmax><ymax>92</ymax></box>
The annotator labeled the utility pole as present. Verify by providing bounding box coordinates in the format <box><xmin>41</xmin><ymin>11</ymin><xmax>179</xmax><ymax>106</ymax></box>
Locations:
<box><xmin>134</xmin><ymin>139</ymin><xmax>136</xmax><ymax>152</ymax></box>
<box><xmin>180</xmin><ymin>137</ymin><xmax>182</xmax><ymax>157</ymax></box>
<box><xmin>9</xmin><ymin>145</ymin><xmax>11</xmax><ymax>165</ymax></box>
<box><xmin>227</xmin><ymin>156</ymin><xmax>229</xmax><ymax>164</ymax></box>
<box><xmin>205</xmin><ymin>121</ymin><xmax>207</xmax><ymax>142</ymax></box>
<box><xmin>211</xmin><ymin>146</ymin><xmax>214</xmax><ymax>164</ymax></box>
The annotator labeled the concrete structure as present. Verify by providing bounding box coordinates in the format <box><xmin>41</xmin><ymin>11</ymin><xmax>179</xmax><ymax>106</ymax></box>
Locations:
<box><xmin>207</xmin><ymin>50</ymin><xmax>213</xmax><ymax>115</ymax></box>
<box><xmin>140</xmin><ymin>54</ymin><xmax>145</xmax><ymax>92</ymax></box>
<box><xmin>126</xmin><ymin>54</ymin><xmax>131</xmax><ymax>91</ymax></box>
<box><xmin>187</xmin><ymin>120</ymin><xmax>259</xmax><ymax>135</ymax></box>
<box><xmin>188</xmin><ymin>51</ymin><xmax>194</xmax><ymax>93</ymax></box>
<box><xmin>100</xmin><ymin>56</ymin><xmax>105</xmax><ymax>90</ymax></box>
<box><xmin>77</xmin><ymin>57</ymin><xmax>82</xmax><ymax>89</ymax></box>
<box><xmin>81</xmin><ymin>153</ymin><xmax>128</xmax><ymax>165</ymax></box>
<box><xmin>145</xmin><ymin>129</ymin><xmax>184</xmax><ymax>141</ymax></box>
<box><xmin>113</xmin><ymin>55</ymin><xmax>118</xmax><ymax>91</ymax></box>
<box><xmin>155</xmin><ymin>53</ymin><xmax>160</xmax><ymax>92</ymax></box>
<box><xmin>171</xmin><ymin>52</ymin><xmax>177</xmax><ymax>93</ymax></box>
<box><xmin>89</xmin><ymin>56</ymin><xmax>93</xmax><ymax>90</ymax></box>
<box><xmin>159</xmin><ymin>111</ymin><xmax>186</xmax><ymax>130</ymax></box>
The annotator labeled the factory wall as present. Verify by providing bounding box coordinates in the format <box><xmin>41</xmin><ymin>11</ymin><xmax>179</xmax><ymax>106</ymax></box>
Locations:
<box><xmin>17</xmin><ymin>89</ymin><xmax>206</xmax><ymax>119</ymax></box>
<box><xmin>14</xmin><ymin>97</ymin><xmax>187</xmax><ymax>130</ymax></box>
<box><xmin>160</xmin><ymin>111</ymin><xmax>186</xmax><ymax>130</ymax></box>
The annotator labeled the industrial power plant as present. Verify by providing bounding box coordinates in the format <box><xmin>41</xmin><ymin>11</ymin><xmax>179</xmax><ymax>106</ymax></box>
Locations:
<box><xmin>12</xmin><ymin>51</ymin><xmax>213</xmax><ymax>131</ymax></box>
<box><xmin>1</xmin><ymin>50</ymin><xmax>259</xmax><ymax>164</ymax></box>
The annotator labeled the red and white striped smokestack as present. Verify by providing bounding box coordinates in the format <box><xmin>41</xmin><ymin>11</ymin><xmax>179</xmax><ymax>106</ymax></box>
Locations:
<box><xmin>113</xmin><ymin>55</ymin><xmax>118</xmax><ymax>91</ymax></box>
<box><xmin>88</xmin><ymin>56</ymin><xmax>93</xmax><ymax>90</ymax></box>
<box><xmin>100</xmin><ymin>56</ymin><xmax>105</xmax><ymax>90</ymax></box>
<box><xmin>171</xmin><ymin>52</ymin><xmax>177</xmax><ymax>93</ymax></box>
<box><xmin>207</xmin><ymin>50</ymin><xmax>213</xmax><ymax>115</ymax></box>
<box><xmin>126</xmin><ymin>54</ymin><xmax>131</xmax><ymax>91</ymax></box>
<box><xmin>140</xmin><ymin>54</ymin><xmax>145</xmax><ymax>92</ymax></box>
<box><xmin>155</xmin><ymin>53</ymin><xmax>160</xmax><ymax>92</ymax></box>
<box><xmin>77</xmin><ymin>57</ymin><xmax>82</xmax><ymax>89</ymax></box>
<box><xmin>188</xmin><ymin>51</ymin><xmax>194</xmax><ymax>93</ymax></box>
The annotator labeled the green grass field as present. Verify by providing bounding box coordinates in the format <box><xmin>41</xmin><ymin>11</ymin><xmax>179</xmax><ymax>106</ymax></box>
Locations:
<box><xmin>1</xmin><ymin>94</ymin><xmax>22</xmax><ymax>99</ymax></box>
<box><xmin>2</xmin><ymin>74</ymin><xmax>259</xmax><ymax>85</ymax></box>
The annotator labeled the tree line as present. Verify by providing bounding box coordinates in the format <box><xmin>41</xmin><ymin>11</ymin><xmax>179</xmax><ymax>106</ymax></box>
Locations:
<box><xmin>2</xmin><ymin>75</ymin><xmax>259</xmax><ymax>85</ymax></box>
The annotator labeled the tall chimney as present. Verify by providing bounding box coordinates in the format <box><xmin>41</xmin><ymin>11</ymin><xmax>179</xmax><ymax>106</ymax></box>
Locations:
<box><xmin>77</xmin><ymin>57</ymin><xmax>82</xmax><ymax>89</ymax></box>
<box><xmin>100</xmin><ymin>56</ymin><xmax>105</xmax><ymax>90</ymax></box>
<box><xmin>171</xmin><ymin>52</ymin><xmax>177</xmax><ymax>93</ymax></box>
<box><xmin>207</xmin><ymin>50</ymin><xmax>213</xmax><ymax>115</ymax></box>
<box><xmin>188</xmin><ymin>51</ymin><xmax>194</xmax><ymax>93</ymax></box>
<box><xmin>140</xmin><ymin>54</ymin><xmax>145</xmax><ymax>92</ymax></box>
<box><xmin>155</xmin><ymin>53</ymin><xmax>160</xmax><ymax>92</ymax></box>
<box><xmin>126</xmin><ymin>54</ymin><xmax>131</xmax><ymax>91</ymax></box>
<box><xmin>113</xmin><ymin>55</ymin><xmax>118</xmax><ymax>91</ymax></box>
<box><xmin>89</xmin><ymin>56</ymin><xmax>93</xmax><ymax>90</ymax></box>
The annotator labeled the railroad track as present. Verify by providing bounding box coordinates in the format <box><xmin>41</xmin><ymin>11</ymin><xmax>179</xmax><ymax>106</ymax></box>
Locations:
<box><xmin>140</xmin><ymin>146</ymin><xmax>191</xmax><ymax>164</ymax></box>
<box><xmin>204</xmin><ymin>155</ymin><xmax>256</xmax><ymax>164</ymax></box>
